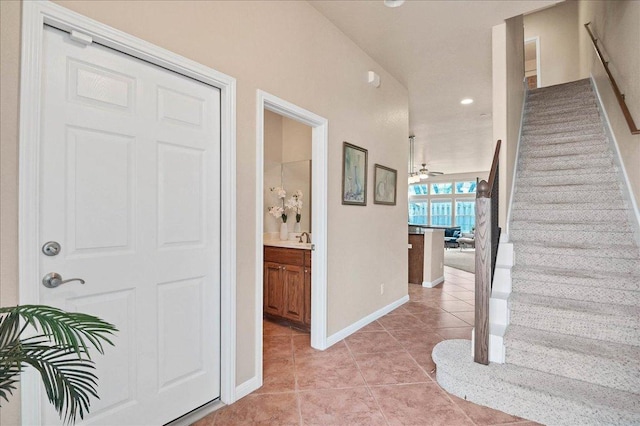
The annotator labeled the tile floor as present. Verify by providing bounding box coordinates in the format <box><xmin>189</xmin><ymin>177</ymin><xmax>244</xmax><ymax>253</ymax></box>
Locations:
<box><xmin>193</xmin><ymin>267</ymin><xmax>538</xmax><ymax>426</ymax></box>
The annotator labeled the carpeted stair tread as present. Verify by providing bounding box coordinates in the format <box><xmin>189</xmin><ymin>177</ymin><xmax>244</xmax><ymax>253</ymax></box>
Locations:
<box><xmin>511</xmin><ymin>265</ymin><xmax>640</xmax><ymax>291</ymax></box>
<box><xmin>509</xmin><ymin>293</ymin><xmax>640</xmax><ymax>345</ymax></box>
<box><xmin>519</xmin><ymin>141</ymin><xmax>610</xmax><ymax>157</ymax></box>
<box><xmin>511</xmin><ymin>278</ymin><xmax>640</xmax><ymax>306</ymax></box>
<box><xmin>511</xmin><ymin>189</ymin><xmax>623</xmax><ymax>203</ymax></box>
<box><xmin>512</xmin><ymin>200</ymin><xmax>627</xmax><ymax>211</ymax></box>
<box><xmin>505</xmin><ymin>325</ymin><xmax>640</xmax><ymax>394</ymax></box>
<box><xmin>524</xmin><ymin>109</ymin><xmax>600</xmax><ymax>126</ymax></box>
<box><xmin>513</xmin><ymin>241</ymin><xmax>639</xmax><ymax>259</ymax></box>
<box><xmin>510</xmin><ymin>228</ymin><xmax>635</xmax><ymax>246</ymax></box>
<box><xmin>521</xmin><ymin>120</ymin><xmax>604</xmax><ymax>135</ymax></box>
<box><xmin>514</xmin><ymin>250</ymin><xmax>638</xmax><ymax>274</ymax></box>
<box><xmin>527</xmin><ymin>78</ymin><xmax>591</xmax><ymax>95</ymax></box>
<box><xmin>518</xmin><ymin>166</ymin><xmax>619</xmax><ymax>179</ymax></box>
<box><xmin>515</xmin><ymin>168</ymin><xmax>620</xmax><ymax>180</ymax></box>
<box><xmin>511</xmin><ymin>208</ymin><xmax>628</xmax><ymax>223</ymax></box>
<box><xmin>524</xmin><ymin>91</ymin><xmax>596</xmax><ymax>108</ymax></box>
<box><xmin>510</xmin><ymin>219</ymin><xmax>631</xmax><ymax>233</ymax></box>
<box><xmin>521</xmin><ymin>132</ymin><xmax>607</xmax><ymax>145</ymax></box>
<box><xmin>433</xmin><ymin>340</ymin><xmax>640</xmax><ymax>425</ymax></box>
<box><xmin>520</xmin><ymin>155</ymin><xmax>613</xmax><ymax>171</ymax></box>
<box><xmin>519</xmin><ymin>153</ymin><xmax>614</xmax><ymax>168</ymax></box>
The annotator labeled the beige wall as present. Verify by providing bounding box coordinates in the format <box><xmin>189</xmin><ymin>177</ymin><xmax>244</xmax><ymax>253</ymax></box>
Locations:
<box><xmin>492</xmin><ymin>15</ymin><xmax>525</xmax><ymax>232</ymax></box>
<box><xmin>0</xmin><ymin>0</ymin><xmax>21</xmax><ymax>422</ymax></box>
<box><xmin>524</xmin><ymin>0</ymin><xmax>581</xmax><ymax>88</ymax></box>
<box><xmin>578</xmin><ymin>0</ymin><xmax>640</xmax><ymax>204</ymax></box>
<box><xmin>263</xmin><ymin>110</ymin><xmax>284</xmax><ymax>234</ymax></box>
<box><xmin>282</xmin><ymin>117</ymin><xmax>312</xmax><ymax>163</ymax></box>
<box><xmin>0</xmin><ymin>1</ymin><xmax>409</xmax><ymax>415</ymax></box>
<box><xmin>423</xmin><ymin>229</ymin><xmax>444</xmax><ymax>285</ymax></box>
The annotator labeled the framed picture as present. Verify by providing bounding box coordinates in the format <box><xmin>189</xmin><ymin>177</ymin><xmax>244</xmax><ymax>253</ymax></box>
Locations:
<box><xmin>341</xmin><ymin>142</ymin><xmax>368</xmax><ymax>206</ymax></box>
<box><xmin>374</xmin><ymin>164</ymin><xmax>397</xmax><ymax>205</ymax></box>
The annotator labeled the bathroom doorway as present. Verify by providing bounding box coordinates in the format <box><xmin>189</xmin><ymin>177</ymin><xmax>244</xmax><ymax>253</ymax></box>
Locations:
<box><xmin>525</xmin><ymin>37</ymin><xmax>541</xmax><ymax>89</ymax></box>
<box><xmin>255</xmin><ymin>91</ymin><xmax>329</xmax><ymax>395</ymax></box>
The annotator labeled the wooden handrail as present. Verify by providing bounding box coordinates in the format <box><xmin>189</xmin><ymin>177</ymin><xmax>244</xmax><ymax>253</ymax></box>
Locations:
<box><xmin>474</xmin><ymin>139</ymin><xmax>501</xmax><ymax>365</ymax></box>
<box><xmin>585</xmin><ymin>22</ymin><xmax>640</xmax><ymax>135</ymax></box>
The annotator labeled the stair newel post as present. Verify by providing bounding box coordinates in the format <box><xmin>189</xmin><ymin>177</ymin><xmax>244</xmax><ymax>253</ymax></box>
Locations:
<box><xmin>474</xmin><ymin>179</ymin><xmax>491</xmax><ymax>365</ymax></box>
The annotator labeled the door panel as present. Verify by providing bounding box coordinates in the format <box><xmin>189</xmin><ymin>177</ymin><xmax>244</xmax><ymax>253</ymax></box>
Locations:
<box><xmin>264</xmin><ymin>262</ymin><xmax>284</xmax><ymax>316</ymax></box>
<box><xmin>39</xmin><ymin>26</ymin><xmax>220</xmax><ymax>425</ymax></box>
<box><xmin>282</xmin><ymin>266</ymin><xmax>304</xmax><ymax>322</ymax></box>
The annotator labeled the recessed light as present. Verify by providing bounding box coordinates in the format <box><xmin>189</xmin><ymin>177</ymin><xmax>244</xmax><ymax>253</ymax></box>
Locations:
<box><xmin>384</xmin><ymin>0</ymin><xmax>405</xmax><ymax>8</ymax></box>
<box><xmin>460</xmin><ymin>98</ymin><xmax>474</xmax><ymax>105</ymax></box>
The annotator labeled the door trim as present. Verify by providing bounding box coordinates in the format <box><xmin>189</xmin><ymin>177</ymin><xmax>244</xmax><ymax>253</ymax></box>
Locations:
<box><xmin>18</xmin><ymin>1</ymin><xmax>237</xmax><ymax>423</ymax></box>
<box><xmin>254</xmin><ymin>91</ymin><xmax>328</xmax><ymax>394</ymax></box>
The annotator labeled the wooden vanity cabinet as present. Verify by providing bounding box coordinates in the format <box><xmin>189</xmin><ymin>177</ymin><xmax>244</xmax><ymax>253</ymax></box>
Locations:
<box><xmin>264</xmin><ymin>246</ymin><xmax>311</xmax><ymax>330</ymax></box>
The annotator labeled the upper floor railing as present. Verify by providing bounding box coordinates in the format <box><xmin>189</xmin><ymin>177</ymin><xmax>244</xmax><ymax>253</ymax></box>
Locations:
<box><xmin>585</xmin><ymin>22</ymin><xmax>639</xmax><ymax>135</ymax></box>
<box><xmin>474</xmin><ymin>139</ymin><xmax>501</xmax><ymax>365</ymax></box>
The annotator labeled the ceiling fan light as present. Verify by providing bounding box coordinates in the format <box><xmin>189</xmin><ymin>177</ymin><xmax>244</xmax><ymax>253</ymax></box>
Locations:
<box><xmin>419</xmin><ymin>171</ymin><xmax>429</xmax><ymax>179</ymax></box>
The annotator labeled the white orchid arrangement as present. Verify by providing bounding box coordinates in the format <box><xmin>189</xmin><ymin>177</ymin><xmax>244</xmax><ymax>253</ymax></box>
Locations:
<box><xmin>268</xmin><ymin>188</ymin><xmax>304</xmax><ymax>224</ymax></box>
<box><xmin>285</xmin><ymin>190</ymin><xmax>303</xmax><ymax>223</ymax></box>
<box><xmin>268</xmin><ymin>186</ymin><xmax>288</xmax><ymax>223</ymax></box>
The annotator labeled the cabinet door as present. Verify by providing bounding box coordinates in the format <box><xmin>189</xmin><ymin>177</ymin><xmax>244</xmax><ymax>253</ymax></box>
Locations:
<box><xmin>304</xmin><ymin>266</ymin><xmax>311</xmax><ymax>325</ymax></box>
<box><xmin>264</xmin><ymin>262</ymin><xmax>284</xmax><ymax>316</ymax></box>
<box><xmin>282</xmin><ymin>265</ymin><xmax>304</xmax><ymax>322</ymax></box>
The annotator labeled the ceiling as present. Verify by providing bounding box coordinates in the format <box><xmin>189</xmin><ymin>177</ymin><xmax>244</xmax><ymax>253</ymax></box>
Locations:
<box><xmin>309</xmin><ymin>0</ymin><xmax>559</xmax><ymax>175</ymax></box>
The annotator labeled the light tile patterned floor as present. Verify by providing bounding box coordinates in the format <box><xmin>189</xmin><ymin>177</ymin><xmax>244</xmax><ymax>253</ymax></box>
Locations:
<box><xmin>193</xmin><ymin>267</ymin><xmax>539</xmax><ymax>426</ymax></box>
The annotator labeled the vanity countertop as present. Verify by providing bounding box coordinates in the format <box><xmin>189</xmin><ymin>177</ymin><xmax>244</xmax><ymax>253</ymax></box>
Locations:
<box><xmin>264</xmin><ymin>240</ymin><xmax>312</xmax><ymax>250</ymax></box>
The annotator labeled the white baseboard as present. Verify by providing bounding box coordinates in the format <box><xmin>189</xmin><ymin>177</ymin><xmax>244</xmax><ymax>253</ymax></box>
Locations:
<box><xmin>234</xmin><ymin>376</ymin><xmax>261</xmax><ymax>401</ymax></box>
<box><xmin>423</xmin><ymin>276</ymin><xmax>444</xmax><ymax>288</ymax></box>
<box><xmin>326</xmin><ymin>294</ymin><xmax>410</xmax><ymax>346</ymax></box>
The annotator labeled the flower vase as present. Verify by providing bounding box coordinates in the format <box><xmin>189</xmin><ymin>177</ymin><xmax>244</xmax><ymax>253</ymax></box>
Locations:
<box><xmin>280</xmin><ymin>222</ymin><xmax>288</xmax><ymax>240</ymax></box>
<box><xmin>294</xmin><ymin>222</ymin><xmax>301</xmax><ymax>233</ymax></box>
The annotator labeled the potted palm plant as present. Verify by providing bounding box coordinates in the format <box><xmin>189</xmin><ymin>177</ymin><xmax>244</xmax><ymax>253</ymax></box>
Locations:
<box><xmin>0</xmin><ymin>305</ymin><xmax>117</xmax><ymax>424</ymax></box>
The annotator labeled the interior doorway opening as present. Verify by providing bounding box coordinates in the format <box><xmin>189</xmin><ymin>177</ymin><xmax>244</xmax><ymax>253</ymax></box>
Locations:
<box><xmin>525</xmin><ymin>37</ymin><xmax>541</xmax><ymax>89</ymax></box>
<box><xmin>255</xmin><ymin>91</ymin><xmax>328</xmax><ymax>396</ymax></box>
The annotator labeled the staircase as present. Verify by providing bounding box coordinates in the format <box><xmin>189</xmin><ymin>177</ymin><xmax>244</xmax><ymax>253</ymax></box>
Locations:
<box><xmin>433</xmin><ymin>79</ymin><xmax>640</xmax><ymax>425</ymax></box>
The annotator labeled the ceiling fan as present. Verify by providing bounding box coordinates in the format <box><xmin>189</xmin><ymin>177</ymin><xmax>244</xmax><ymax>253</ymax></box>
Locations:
<box><xmin>408</xmin><ymin>136</ymin><xmax>444</xmax><ymax>184</ymax></box>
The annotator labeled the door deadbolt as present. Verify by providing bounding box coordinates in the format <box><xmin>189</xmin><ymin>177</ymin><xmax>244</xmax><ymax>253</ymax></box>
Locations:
<box><xmin>42</xmin><ymin>241</ymin><xmax>61</xmax><ymax>256</ymax></box>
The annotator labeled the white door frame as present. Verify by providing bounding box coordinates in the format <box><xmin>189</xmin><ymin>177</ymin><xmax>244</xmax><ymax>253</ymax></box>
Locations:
<box><xmin>18</xmin><ymin>1</ymin><xmax>237</xmax><ymax>423</ymax></box>
<box><xmin>524</xmin><ymin>36</ymin><xmax>541</xmax><ymax>88</ymax></box>
<box><xmin>254</xmin><ymin>91</ymin><xmax>328</xmax><ymax>390</ymax></box>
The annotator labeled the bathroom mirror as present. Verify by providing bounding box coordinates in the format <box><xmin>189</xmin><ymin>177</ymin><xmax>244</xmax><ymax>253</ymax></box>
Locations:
<box><xmin>282</xmin><ymin>159</ymin><xmax>311</xmax><ymax>232</ymax></box>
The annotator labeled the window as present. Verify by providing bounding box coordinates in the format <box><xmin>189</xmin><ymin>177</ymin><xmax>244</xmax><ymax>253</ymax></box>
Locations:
<box><xmin>455</xmin><ymin>181</ymin><xmax>477</xmax><ymax>194</ymax></box>
<box><xmin>455</xmin><ymin>199</ymin><xmax>475</xmax><ymax>232</ymax></box>
<box><xmin>430</xmin><ymin>200</ymin><xmax>452</xmax><ymax>226</ymax></box>
<box><xmin>409</xmin><ymin>184</ymin><xmax>428</xmax><ymax>195</ymax></box>
<box><xmin>409</xmin><ymin>201</ymin><xmax>428</xmax><ymax>225</ymax></box>
<box><xmin>431</xmin><ymin>183</ymin><xmax>453</xmax><ymax>195</ymax></box>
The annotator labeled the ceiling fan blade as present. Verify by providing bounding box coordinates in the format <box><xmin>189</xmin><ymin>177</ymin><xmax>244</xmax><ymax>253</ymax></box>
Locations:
<box><xmin>428</xmin><ymin>171</ymin><xmax>444</xmax><ymax>176</ymax></box>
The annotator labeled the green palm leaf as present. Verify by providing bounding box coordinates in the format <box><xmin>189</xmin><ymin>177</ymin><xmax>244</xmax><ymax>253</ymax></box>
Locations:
<box><xmin>0</xmin><ymin>305</ymin><xmax>117</xmax><ymax>424</ymax></box>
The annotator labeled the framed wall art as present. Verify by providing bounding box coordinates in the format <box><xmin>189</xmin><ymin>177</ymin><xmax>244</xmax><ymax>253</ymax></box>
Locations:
<box><xmin>341</xmin><ymin>142</ymin><xmax>368</xmax><ymax>206</ymax></box>
<box><xmin>373</xmin><ymin>164</ymin><xmax>397</xmax><ymax>205</ymax></box>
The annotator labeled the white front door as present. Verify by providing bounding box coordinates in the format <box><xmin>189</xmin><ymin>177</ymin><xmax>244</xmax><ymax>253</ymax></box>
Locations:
<box><xmin>39</xmin><ymin>25</ymin><xmax>220</xmax><ymax>425</ymax></box>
